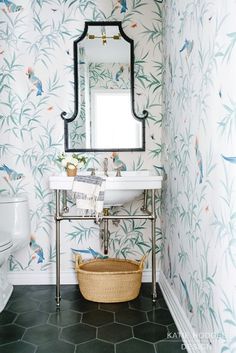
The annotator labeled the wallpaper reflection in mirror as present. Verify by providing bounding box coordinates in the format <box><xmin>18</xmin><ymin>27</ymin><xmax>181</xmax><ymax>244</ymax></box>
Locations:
<box><xmin>67</xmin><ymin>23</ymin><xmax>143</xmax><ymax>150</ymax></box>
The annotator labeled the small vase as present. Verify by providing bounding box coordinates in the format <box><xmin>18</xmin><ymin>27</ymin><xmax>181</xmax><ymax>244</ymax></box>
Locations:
<box><xmin>66</xmin><ymin>165</ymin><xmax>77</xmax><ymax>177</ymax></box>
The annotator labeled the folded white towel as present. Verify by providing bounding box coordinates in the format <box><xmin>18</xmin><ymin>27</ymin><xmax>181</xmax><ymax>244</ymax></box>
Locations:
<box><xmin>72</xmin><ymin>175</ymin><xmax>105</xmax><ymax>221</ymax></box>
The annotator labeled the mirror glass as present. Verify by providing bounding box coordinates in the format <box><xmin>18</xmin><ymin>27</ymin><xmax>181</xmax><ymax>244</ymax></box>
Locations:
<box><xmin>64</xmin><ymin>22</ymin><xmax>145</xmax><ymax>152</ymax></box>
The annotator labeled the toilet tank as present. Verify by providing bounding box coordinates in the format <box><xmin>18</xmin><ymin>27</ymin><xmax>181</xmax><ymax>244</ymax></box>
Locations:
<box><xmin>0</xmin><ymin>194</ymin><xmax>30</xmax><ymax>250</ymax></box>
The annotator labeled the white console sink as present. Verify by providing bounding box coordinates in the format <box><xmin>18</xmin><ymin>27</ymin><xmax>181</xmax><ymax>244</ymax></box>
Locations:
<box><xmin>49</xmin><ymin>171</ymin><xmax>163</xmax><ymax>207</ymax></box>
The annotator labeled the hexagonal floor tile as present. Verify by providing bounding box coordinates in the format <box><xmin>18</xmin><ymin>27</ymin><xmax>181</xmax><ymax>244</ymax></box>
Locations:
<box><xmin>39</xmin><ymin>299</ymin><xmax>72</xmax><ymax>313</ymax></box>
<box><xmin>140</xmin><ymin>284</ymin><xmax>163</xmax><ymax>300</ymax></box>
<box><xmin>98</xmin><ymin>323</ymin><xmax>132</xmax><ymax>343</ymax></box>
<box><xmin>29</xmin><ymin>287</ymin><xmax>55</xmax><ymax>302</ymax></box>
<box><xmin>69</xmin><ymin>299</ymin><xmax>98</xmax><ymax>313</ymax></box>
<box><xmin>76</xmin><ymin>339</ymin><xmax>114</xmax><ymax>353</ymax></box>
<box><xmin>0</xmin><ymin>324</ymin><xmax>25</xmax><ymax>345</ymax></box>
<box><xmin>0</xmin><ymin>310</ymin><xmax>17</xmax><ymax>325</ymax></box>
<box><xmin>147</xmin><ymin>308</ymin><xmax>174</xmax><ymax>325</ymax></box>
<box><xmin>15</xmin><ymin>311</ymin><xmax>49</xmax><ymax>328</ymax></box>
<box><xmin>167</xmin><ymin>323</ymin><xmax>179</xmax><ymax>338</ymax></box>
<box><xmin>8</xmin><ymin>286</ymin><xmax>31</xmax><ymax>301</ymax></box>
<box><xmin>0</xmin><ymin>341</ymin><xmax>35</xmax><ymax>353</ymax></box>
<box><xmin>156</xmin><ymin>339</ymin><xmax>187</xmax><ymax>352</ymax></box>
<box><xmin>116</xmin><ymin>308</ymin><xmax>147</xmax><ymax>326</ymax></box>
<box><xmin>23</xmin><ymin>324</ymin><xmax>59</xmax><ymax>345</ymax></box>
<box><xmin>129</xmin><ymin>297</ymin><xmax>157</xmax><ymax>312</ymax></box>
<box><xmin>99</xmin><ymin>302</ymin><xmax>129</xmax><ymax>313</ymax></box>
<box><xmin>7</xmin><ymin>299</ymin><xmax>39</xmax><ymax>313</ymax></box>
<box><xmin>82</xmin><ymin>310</ymin><xmax>114</xmax><ymax>327</ymax></box>
<box><xmin>117</xmin><ymin>338</ymin><xmax>155</xmax><ymax>353</ymax></box>
<box><xmin>61</xmin><ymin>323</ymin><xmax>96</xmax><ymax>344</ymax></box>
<box><xmin>157</xmin><ymin>298</ymin><xmax>168</xmax><ymax>309</ymax></box>
<box><xmin>36</xmin><ymin>339</ymin><xmax>75</xmax><ymax>353</ymax></box>
<box><xmin>61</xmin><ymin>285</ymin><xmax>83</xmax><ymax>302</ymax></box>
<box><xmin>133</xmin><ymin>322</ymin><xmax>167</xmax><ymax>343</ymax></box>
<box><xmin>49</xmin><ymin>310</ymin><xmax>81</xmax><ymax>327</ymax></box>
<box><xmin>140</xmin><ymin>283</ymin><xmax>153</xmax><ymax>298</ymax></box>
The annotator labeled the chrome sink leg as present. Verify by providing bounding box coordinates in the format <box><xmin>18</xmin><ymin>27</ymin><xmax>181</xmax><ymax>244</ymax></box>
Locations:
<box><xmin>55</xmin><ymin>190</ymin><xmax>61</xmax><ymax>308</ymax></box>
<box><xmin>103</xmin><ymin>208</ymin><xmax>110</xmax><ymax>255</ymax></box>
<box><xmin>151</xmin><ymin>189</ymin><xmax>157</xmax><ymax>303</ymax></box>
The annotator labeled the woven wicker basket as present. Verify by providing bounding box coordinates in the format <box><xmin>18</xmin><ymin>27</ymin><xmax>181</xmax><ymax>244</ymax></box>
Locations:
<box><xmin>75</xmin><ymin>254</ymin><xmax>146</xmax><ymax>303</ymax></box>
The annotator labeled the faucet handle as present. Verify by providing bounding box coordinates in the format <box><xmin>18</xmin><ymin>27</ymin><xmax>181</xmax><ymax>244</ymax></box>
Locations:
<box><xmin>103</xmin><ymin>158</ymin><xmax>109</xmax><ymax>177</ymax></box>
<box><xmin>115</xmin><ymin>167</ymin><xmax>122</xmax><ymax>177</ymax></box>
<box><xmin>87</xmin><ymin>168</ymin><xmax>96</xmax><ymax>176</ymax></box>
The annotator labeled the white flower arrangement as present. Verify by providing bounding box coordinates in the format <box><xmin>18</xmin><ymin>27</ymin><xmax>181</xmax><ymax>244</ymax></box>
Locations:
<box><xmin>57</xmin><ymin>153</ymin><xmax>87</xmax><ymax>170</ymax></box>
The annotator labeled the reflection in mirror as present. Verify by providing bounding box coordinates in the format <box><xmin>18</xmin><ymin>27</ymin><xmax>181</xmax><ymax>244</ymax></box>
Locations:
<box><xmin>62</xmin><ymin>22</ymin><xmax>147</xmax><ymax>152</ymax></box>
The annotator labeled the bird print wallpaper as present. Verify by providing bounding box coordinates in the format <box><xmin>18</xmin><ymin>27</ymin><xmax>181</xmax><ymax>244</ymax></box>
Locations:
<box><xmin>162</xmin><ymin>0</ymin><xmax>236</xmax><ymax>352</ymax></box>
<box><xmin>1</xmin><ymin>1</ymin><xmax>236</xmax><ymax>352</ymax></box>
<box><xmin>0</xmin><ymin>1</ymin><xmax>162</xmax><ymax>272</ymax></box>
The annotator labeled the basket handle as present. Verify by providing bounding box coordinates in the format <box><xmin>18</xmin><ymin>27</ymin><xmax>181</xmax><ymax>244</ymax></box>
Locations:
<box><xmin>139</xmin><ymin>255</ymin><xmax>147</xmax><ymax>270</ymax></box>
<box><xmin>75</xmin><ymin>253</ymin><xmax>83</xmax><ymax>271</ymax></box>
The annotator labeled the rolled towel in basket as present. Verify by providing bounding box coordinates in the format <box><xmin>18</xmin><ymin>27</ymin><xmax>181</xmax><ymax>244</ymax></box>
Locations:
<box><xmin>72</xmin><ymin>175</ymin><xmax>105</xmax><ymax>221</ymax></box>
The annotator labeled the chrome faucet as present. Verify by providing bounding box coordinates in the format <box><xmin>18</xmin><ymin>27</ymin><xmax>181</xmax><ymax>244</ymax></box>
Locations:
<box><xmin>115</xmin><ymin>167</ymin><xmax>122</xmax><ymax>177</ymax></box>
<box><xmin>103</xmin><ymin>158</ymin><xmax>109</xmax><ymax>177</ymax></box>
<box><xmin>88</xmin><ymin>168</ymin><xmax>96</xmax><ymax>176</ymax></box>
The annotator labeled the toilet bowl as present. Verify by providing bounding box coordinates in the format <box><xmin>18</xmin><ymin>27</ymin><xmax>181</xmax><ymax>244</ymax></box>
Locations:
<box><xmin>0</xmin><ymin>194</ymin><xmax>30</xmax><ymax>312</ymax></box>
<box><xmin>0</xmin><ymin>232</ymin><xmax>13</xmax><ymax>311</ymax></box>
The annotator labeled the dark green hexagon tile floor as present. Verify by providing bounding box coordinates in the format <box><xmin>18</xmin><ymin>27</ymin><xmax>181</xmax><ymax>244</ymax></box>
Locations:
<box><xmin>0</xmin><ymin>283</ymin><xmax>186</xmax><ymax>353</ymax></box>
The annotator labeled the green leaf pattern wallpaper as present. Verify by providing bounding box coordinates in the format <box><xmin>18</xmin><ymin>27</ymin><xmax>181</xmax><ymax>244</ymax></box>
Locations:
<box><xmin>0</xmin><ymin>2</ymin><xmax>162</xmax><ymax>271</ymax></box>
<box><xmin>162</xmin><ymin>1</ymin><xmax>236</xmax><ymax>352</ymax></box>
<box><xmin>1</xmin><ymin>1</ymin><xmax>236</xmax><ymax>352</ymax></box>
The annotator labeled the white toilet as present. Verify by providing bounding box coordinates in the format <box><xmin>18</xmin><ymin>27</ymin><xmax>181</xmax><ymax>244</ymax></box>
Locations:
<box><xmin>0</xmin><ymin>194</ymin><xmax>30</xmax><ymax>312</ymax></box>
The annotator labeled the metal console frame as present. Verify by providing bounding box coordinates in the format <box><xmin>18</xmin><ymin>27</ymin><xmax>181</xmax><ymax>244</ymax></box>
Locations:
<box><xmin>54</xmin><ymin>189</ymin><xmax>157</xmax><ymax>307</ymax></box>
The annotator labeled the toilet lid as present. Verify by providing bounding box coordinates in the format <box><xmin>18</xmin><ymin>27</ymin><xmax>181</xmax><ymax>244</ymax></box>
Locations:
<box><xmin>0</xmin><ymin>232</ymin><xmax>13</xmax><ymax>253</ymax></box>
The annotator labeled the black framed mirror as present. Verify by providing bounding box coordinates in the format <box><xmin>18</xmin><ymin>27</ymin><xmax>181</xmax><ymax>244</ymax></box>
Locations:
<box><xmin>61</xmin><ymin>21</ymin><xmax>148</xmax><ymax>152</ymax></box>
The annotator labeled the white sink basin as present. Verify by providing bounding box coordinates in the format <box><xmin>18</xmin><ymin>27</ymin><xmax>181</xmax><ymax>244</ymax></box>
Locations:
<box><xmin>49</xmin><ymin>171</ymin><xmax>162</xmax><ymax>207</ymax></box>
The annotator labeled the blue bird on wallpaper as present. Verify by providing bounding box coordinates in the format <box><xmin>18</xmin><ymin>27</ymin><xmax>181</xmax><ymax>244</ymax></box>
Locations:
<box><xmin>30</xmin><ymin>238</ymin><xmax>45</xmax><ymax>264</ymax></box>
<box><xmin>195</xmin><ymin>138</ymin><xmax>203</xmax><ymax>184</ymax></box>
<box><xmin>179</xmin><ymin>39</ymin><xmax>194</xmax><ymax>56</ymax></box>
<box><xmin>221</xmin><ymin>155</ymin><xmax>236</xmax><ymax>164</ymax></box>
<box><xmin>0</xmin><ymin>0</ymin><xmax>22</xmax><ymax>12</ymax></box>
<box><xmin>26</xmin><ymin>67</ymin><xmax>43</xmax><ymax>96</ymax></box>
<box><xmin>119</xmin><ymin>0</ymin><xmax>128</xmax><ymax>13</ymax></box>
<box><xmin>72</xmin><ymin>247</ymin><xmax>108</xmax><ymax>259</ymax></box>
<box><xmin>115</xmin><ymin>65</ymin><xmax>124</xmax><ymax>81</ymax></box>
<box><xmin>111</xmin><ymin>152</ymin><xmax>127</xmax><ymax>171</ymax></box>
<box><xmin>0</xmin><ymin>164</ymin><xmax>24</xmax><ymax>180</ymax></box>
<box><xmin>179</xmin><ymin>275</ymin><xmax>193</xmax><ymax>313</ymax></box>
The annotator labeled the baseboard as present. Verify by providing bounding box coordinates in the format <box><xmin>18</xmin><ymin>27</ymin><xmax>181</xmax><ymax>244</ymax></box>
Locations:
<box><xmin>159</xmin><ymin>271</ymin><xmax>205</xmax><ymax>353</ymax></box>
<box><xmin>8</xmin><ymin>270</ymin><xmax>78</xmax><ymax>285</ymax></box>
<box><xmin>8</xmin><ymin>268</ymin><xmax>158</xmax><ymax>285</ymax></box>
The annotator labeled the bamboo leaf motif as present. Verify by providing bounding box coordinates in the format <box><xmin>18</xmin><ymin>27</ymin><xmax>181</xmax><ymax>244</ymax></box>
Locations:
<box><xmin>132</xmin><ymin>155</ymin><xmax>144</xmax><ymax>170</ymax></box>
<box><xmin>149</xmin><ymin>143</ymin><xmax>163</xmax><ymax>158</ymax></box>
<box><xmin>141</xmin><ymin>23</ymin><xmax>162</xmax><ymax>52</ymax></box>
<box><xmin>223</xmin><ymin>32</ymin><xmax>236</xmax><ymax>63</ymax></box>
<box><xmin>67</xmin><ymin>224</ymin><xmax>99</xmax><ymax>243</ymax></box>
<box><xmin>218</xmin><ymin>99</ymin><xmax>236</xmax><ymax>141</ymax></box>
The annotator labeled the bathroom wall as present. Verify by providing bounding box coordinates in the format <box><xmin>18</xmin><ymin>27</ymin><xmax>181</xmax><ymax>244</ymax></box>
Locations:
<box><xmin>162</xmin><ymin>0</ymin><xmax>236</xmax><ymax>352</ymax></box>
<box><xmin>0</xmin><ymin>1</ymin><xmax>162</xmax><ymax>277</ymax></box>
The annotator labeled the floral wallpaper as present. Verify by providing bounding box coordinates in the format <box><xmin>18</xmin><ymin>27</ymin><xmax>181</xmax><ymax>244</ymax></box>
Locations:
<box><xmin>0</xmin><ymin>1</ymin><xmax>162</xmax><ymax>273</ymax></box>
<box><xmin>162</xmin><ymin>0</ymin><xmax>236</xmax><ymax>352</ymax></box>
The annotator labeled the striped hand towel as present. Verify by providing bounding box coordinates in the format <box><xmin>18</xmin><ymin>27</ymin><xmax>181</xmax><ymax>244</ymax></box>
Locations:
<box><xmin>72</xmin><ymin>175</ymin><xmax>105</xmax><ymax>221</ymax></box>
